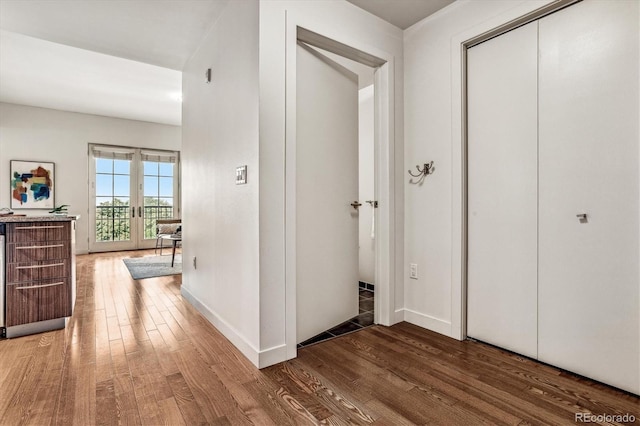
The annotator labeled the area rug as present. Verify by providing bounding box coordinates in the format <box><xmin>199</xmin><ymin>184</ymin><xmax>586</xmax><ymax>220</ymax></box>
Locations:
<box><xmin>123</xmin><ymin>255</ymin><xmax>182</xmax><ymax>280</ymax></box>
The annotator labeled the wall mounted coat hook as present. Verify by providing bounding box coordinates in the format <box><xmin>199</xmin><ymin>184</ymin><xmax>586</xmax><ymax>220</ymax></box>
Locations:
<box><xmin>408</xmin><ymin>161</ymin><xmax>434</xmax><ymax>178</ymax></box>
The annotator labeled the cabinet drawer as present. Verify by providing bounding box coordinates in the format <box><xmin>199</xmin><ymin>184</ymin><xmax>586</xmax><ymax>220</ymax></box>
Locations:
<box><xmin>6</xmin><ymin>260</ymin><xmax>69</xmax><ymax>283</ymax></box>
<box><xmin>5</xmin><ymin>278</ymin><xmax>71</xmax><ymax>326</ymax></box>
<box><xmin>7</xmin><ymin>222</ymin><xmax>70</xmax><ymax>243</ymax></box>
<box><xmin>7</xmin><ymin>241</ymin><xmax>70</xmax><ymax>263</ymax></box>
<box><xmin>38</xmin><ymin>279</ymin><xmax>72</xmax><ymax>323</ymax></box>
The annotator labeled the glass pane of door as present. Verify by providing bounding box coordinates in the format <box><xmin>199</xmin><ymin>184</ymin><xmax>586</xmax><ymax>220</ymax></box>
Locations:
<box><xmin>141</xmin><ymin>160</ymin><xmax>175</xmax><ymax>244</ymax></box>
<box><xmin>90</xmin><ymin>156</ymin><xmax>136</xmax><ymax>252</ymax></box>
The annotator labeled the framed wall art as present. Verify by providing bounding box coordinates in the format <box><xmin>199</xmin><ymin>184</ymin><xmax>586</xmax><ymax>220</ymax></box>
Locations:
<box><xmin>10</xmin><ymin>160</ymin><xmax>55</xmax><ymax>209</ymax></box>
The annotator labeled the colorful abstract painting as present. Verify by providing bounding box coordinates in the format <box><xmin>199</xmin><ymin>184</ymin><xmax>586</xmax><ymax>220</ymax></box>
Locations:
<box><xmin>10</xmin><ymin>160</ymin><xmax>55</xmax><ymax>209</ymax></box>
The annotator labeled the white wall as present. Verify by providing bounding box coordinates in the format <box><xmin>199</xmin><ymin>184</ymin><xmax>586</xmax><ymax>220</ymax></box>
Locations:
<box><xmin>403</xmin><ymin>0</ymin><xmax>554</xmax><ymax>337</ymax></box>
<box><xmin>359</xmin><ymin>85</ymin><xmax>375</xmax><ymax>285</ymax></box>
<box><xmin>180</xmin><ymin>0</ymin><xmax>261</xmax><ymax>364</ymax></box>
<box><xmin>0</xmin><ymin>102</ymin><xmax>180</xmax><ymax>253</ymax></box>
<box><xmin>258</xmin><ymin>0</ymin><xmax>404</xmax><ymax>365</ymax></box>
<box><xmin>181</xmin><ymin>0</ymin><xmax>563</xmax><ymax>368</ymax></box>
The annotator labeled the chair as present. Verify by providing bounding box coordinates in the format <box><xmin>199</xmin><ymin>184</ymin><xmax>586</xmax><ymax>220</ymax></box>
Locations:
<box><xmin>155</xmin><ymin>219</ymin><xmax>181</xmax><ymax>254</ymax></box>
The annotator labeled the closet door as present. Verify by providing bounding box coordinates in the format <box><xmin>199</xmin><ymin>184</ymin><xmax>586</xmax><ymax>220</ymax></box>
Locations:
<box><xmin>538</xmin><ymin>0</ymin><xmax>639</xmax><ymax>394</ymax></box>
<box><xmin>467</xmin><ymin>21</ymin><xmax>539</xmax><ymax>358</ymax></box>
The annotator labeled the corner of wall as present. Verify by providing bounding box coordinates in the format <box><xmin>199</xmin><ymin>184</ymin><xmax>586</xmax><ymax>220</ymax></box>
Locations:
<box><xmin>257</xmin><ymin>344</ymin><xmax>289</xmax><ymax>369</ymax></box>
<box><xmin>180</xmin><ymin>0</ymin><xmax>261</xmax><ymax>367</ymax></box>
<box><xmin>181</xmin><ymin>286</ymin><xmax>261</xmax><ymax>367</ymax></box>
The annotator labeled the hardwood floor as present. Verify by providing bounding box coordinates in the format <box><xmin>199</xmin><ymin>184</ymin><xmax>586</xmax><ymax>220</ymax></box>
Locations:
<box><xmin>1</xmin><ymin>250</ymin><xmax>638</xmax><ymax>425</ymax></box>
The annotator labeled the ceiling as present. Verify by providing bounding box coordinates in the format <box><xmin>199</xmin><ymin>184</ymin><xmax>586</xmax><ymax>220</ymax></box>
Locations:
<box><xmin>0</xmin><ymin>0</ymin><xmax>228</xmax><ymax>126</ymax></box>
<box><xmin>0</xmin><ymin>0</ymin><xmax>229</xmax><ymax>70</ymax></box>
<box><xmin>0</xmin><ymin>30</ymin><xmax>183</xmax><ymax>126</ymax></box>
<box><xmin>346</xmin><ymin>0</ymin><xmax>455</xmax><ymax>29</ymax></box>
<box><xmin>0</xmin><ymin>0</ymin><xmax>455</xmax><ymax>126</ymax></box>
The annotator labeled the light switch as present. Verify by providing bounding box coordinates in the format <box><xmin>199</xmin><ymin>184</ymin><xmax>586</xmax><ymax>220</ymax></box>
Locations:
<box><xmin>236</xmin><ymin>165</ymin><xmax>247</xmax><ymax>185</ymax></box>
<box><xmin>409</xmin><ymin>263</ymin><xmax>418</xmax><ymax>279</ymax></box>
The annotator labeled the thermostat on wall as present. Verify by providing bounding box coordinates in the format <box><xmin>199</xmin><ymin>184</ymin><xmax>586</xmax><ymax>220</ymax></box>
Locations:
<box><xmin>236</xmin><ymin>165</ymin><xmax>247</xmax><ymax>185</ymax></box>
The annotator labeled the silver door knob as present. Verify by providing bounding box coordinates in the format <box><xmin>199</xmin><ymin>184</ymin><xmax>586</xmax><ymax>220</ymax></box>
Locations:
<box><xmin>351</xmin><ymin>201</ymin><xmax>362</xmax><ymax>210</ymax></box>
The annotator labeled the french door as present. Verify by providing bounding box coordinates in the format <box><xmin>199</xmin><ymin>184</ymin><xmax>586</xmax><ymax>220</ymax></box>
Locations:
<box><xmin>89</xmin><ymin>144</ymin><xmax>180</xmax><ymax>253</ymax></box>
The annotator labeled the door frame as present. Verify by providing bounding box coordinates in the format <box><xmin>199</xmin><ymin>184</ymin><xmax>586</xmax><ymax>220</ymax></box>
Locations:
<box><xmin>284</xmin><ymin>16</ymin><xmax>398</xmax><ymax>359</ymax></box>
<box><xmin>451</xmin><ymin>0</ymin><xmax>581</xmax><ymax>340</ymax></box>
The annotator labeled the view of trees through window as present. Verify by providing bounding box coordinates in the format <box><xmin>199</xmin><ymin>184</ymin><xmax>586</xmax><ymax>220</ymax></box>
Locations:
<box><xmin>143</xmin><ymin>160</ymin><xmax>175</xmax><ymax>239</ymax></box>
<box><xmin>95</xmin><ymin>157</ymin><xmax>175</xmax><ymax>242</ymax></box>
<box><xmin>95</xmin><ymin>157</ymin><xmax>131</xmax><ymax>242</ymax></box>
<box><xmin>95</xmin><ymin>197</ymin><xmax>174</xmax><ymax>241</ymax></box>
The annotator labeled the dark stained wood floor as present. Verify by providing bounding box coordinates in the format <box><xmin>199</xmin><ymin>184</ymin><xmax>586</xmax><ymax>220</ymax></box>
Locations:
<box><xmin>0</xmin><ymin>250</ymin><xmax>638</xmax><ymax>425</ymax></box>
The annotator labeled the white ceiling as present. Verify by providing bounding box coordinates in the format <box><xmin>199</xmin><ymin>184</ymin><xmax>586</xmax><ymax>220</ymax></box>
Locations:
<box><xmin>0</xmin><ymin>0</ymin><xmax>454</xmax><ymax>126</ymax></box>
<box><xmin>0</xmin><ymin>0</ymin><xmax>228</xmax><ymax>70</ymax></box>
<box><xmin>346</xmin><ymin>0</ymin><xmax>455</xmax><ymax>29</ymax></box>
<box><xmin>0</xmin><ymin>30</ymin><xmax>183</xmax><ymax>126</ymax></box>
<box><xmin>0</xmin><ymin>0</ymin><xmax>227</xmax><ymax>126</ymax></box>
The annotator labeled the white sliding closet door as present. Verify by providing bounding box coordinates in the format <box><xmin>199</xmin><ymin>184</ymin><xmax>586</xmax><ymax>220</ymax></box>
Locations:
<box><xmin>538</xmin><ymin>0</ymin><xmax>639</xmax><ymax>394</ymax></box>
<box><xmin>467</xmin><ymin>22</ymin><xmax>539</xmax><ymax>358</ymax></box>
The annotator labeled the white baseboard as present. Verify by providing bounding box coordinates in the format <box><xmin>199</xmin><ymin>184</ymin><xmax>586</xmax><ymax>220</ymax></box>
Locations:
<box><xmin>181</xmin><ymin>286</ymin><xmax>261</xmax><ymax>367</ymax></box>
<box><xmin>258</xmin><ymin>344</ymin><xmax>288</xmax><ymax>368</ymax></box>
<box><xmin>181</xmin><ymin>286</ymin><xmax>462</xmax><ymax>369</ymax></box>
<box><xmin>181</xmin><ymin>286</ymin><xmax>290</xmax><ymax>368</ymax></box>
<box><xmin>392</xmin><ymin>308</ymin><xmax>405</xmax><ymax>325</ymax></box>
<box><xmin>402</xmin><ymin>308</ymin><xmax>453</xmax><ymax>338</ymax></box>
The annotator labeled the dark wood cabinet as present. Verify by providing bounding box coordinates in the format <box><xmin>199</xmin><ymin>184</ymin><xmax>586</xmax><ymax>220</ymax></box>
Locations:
<box><xmin>5</xmin><ymin>284</ymin><xmax>39</xmax><ymax>327</ymax></box>
<box><xmin>6</xmin><ymin>223</ymin><xmax>70</xmax><ymax>243</ymax></box>
<box><xmin>4</xmin><ymin>221</ymin><xmax>74</xmax><ymax>330</ymax></box>
<box><xmin>6</xmin><ymin>260</ymin><xmax>69</xmax><ymax>283</ymax></box>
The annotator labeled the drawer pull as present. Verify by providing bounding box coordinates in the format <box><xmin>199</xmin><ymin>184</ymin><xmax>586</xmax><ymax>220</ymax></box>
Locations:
<box><xmin>16</xmin><ymin>281</ymin><xmax>64</xmax><ymax>290</ymax></box>
<box><xmin>15</xmin><ymin>263</ymin><xmax>65</xmax><ymax>270</ymax></box>
<box><xmin>16</xmin><ymin>244</ymin><xmax>64</xmax><ymax>250</ymax></box>
<box><xmin>15</xmin><ymin>225</ymin><xmax>65</xmax><ymax>230</ymax></box>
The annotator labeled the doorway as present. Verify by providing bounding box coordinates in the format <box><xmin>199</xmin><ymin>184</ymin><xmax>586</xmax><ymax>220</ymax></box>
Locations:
<box><xmin>286</xmin><ymin>27</ymin><xmax>393</xmax><ymax>357</ymax></box>
<box><xmin>88</xmin><ymin>144</ymin><xmax>180</xmax><ymax>253</ymax></box>
<box><xmin>292</xmin><ymin>28</ymin><xmax>388</xmax><ymax>348</ymax></box>
<box><xmin>296</xmin><ymin>43</ymin><xmax>377</xmax><ymax>346</ymax></box>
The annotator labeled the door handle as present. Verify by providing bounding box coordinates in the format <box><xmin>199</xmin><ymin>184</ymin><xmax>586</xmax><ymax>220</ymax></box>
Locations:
<box><xmin>351</xmin><ymin>201</ymin><xmax>362</xmax><ymax>210</ymax></box>
<box><xmin>138</xmin><ymin>206</ymin><xmax>143</xmax><ymax>217</ymax></box>
<box><xmin>577</xmin><ymin>213</ymin><xmax>588</xmax><ymax>221</ymax></box>
<box><xmin>132</xmin><ymin>207</ymin><xmax>135</xmax><ymax>217</ymax></box>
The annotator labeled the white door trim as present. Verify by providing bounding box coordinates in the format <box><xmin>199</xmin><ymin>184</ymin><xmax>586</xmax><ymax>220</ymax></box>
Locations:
<box><xmin>284</xmin><ymin>12</ymin><xmax>398</xmax><ymax>360</ymax></box>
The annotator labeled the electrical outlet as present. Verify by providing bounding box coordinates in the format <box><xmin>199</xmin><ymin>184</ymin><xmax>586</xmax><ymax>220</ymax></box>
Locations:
<box><xmin>409</xmin><ymin>263</ymin><xmax>418</xmax><ymax>279</ymax></box>
<box><xmin>193</xmin><ymin>256</ymin><xmax>197</xmax><ymax>269</ymax></box>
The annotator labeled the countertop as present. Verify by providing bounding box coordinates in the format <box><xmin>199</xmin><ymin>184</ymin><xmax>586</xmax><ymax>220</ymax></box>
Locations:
<box><xmin>0</xmin><ymin>215</ymin><xmax>80</xmax><ymax>223</ymax></box>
